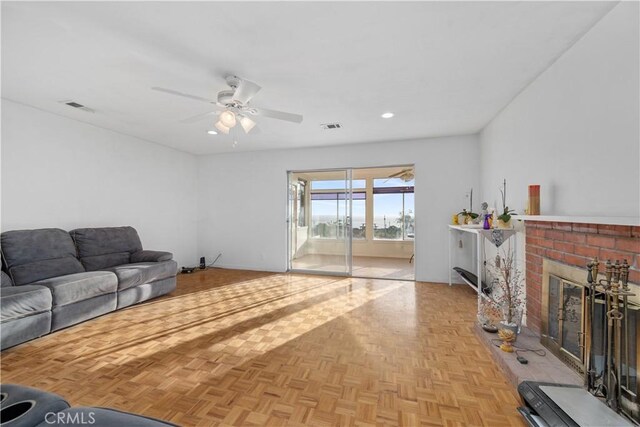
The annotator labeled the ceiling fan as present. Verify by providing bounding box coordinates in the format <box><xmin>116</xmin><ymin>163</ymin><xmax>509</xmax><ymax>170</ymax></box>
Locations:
<box><xmin>387</xmin><ymin>168</ymin><xmax>414</xmax><ymax>182</ymax></box>
<box><xmin>152</xmin><ymin>75</ymin><xmax>303</xmax><ymax>135</ymax></box>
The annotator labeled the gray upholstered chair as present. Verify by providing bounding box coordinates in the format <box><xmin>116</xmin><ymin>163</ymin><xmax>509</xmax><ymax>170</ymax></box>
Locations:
<box><xmin>0</xmin><ymin>383</ymin><xmax>70</xmax><ymax>427</ymax></box>
<box><xmin>0</xmin><ymin>384</ymin><xmax>176</xmax><ymax>427</ymax></box>
<box><xmin>36</xmin><ymin>407</ymin><xmax>178</xmax><ymax>426</ymax></box>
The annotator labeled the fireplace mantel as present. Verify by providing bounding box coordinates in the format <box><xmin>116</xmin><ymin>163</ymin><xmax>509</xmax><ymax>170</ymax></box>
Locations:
<box><xmin>516</xmin><ymin>215</ymin><xmax>640</xmax><ymax>226</ymax></box>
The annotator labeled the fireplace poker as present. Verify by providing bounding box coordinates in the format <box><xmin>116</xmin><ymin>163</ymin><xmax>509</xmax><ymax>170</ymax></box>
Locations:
<box><xmin>621</xmin><ymin>260</ymin><xmax>630</xmax><ymax>393</ymax></box>
<box><xmin>585</xmin><ymin>257</ymin><xmax>636</xmax><ymax>420</ymax></box>
<box><xmin>603</xmin><ymin>259</ymin><xmax>615</xmax><ymax>403</ymax></box>
<box><xmin>586</xmin><ymin>258</ymin><xmax>600</xmax><ymax>392</ymax></box>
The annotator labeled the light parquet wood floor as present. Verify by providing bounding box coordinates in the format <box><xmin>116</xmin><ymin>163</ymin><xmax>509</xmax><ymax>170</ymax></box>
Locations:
<box><xmin>0</xmin><ymin>269</ymin><xmax>524</xmax><ymax>426</ymax></box>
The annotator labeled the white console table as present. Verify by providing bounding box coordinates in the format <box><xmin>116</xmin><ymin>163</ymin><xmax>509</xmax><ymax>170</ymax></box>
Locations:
<box><xmin>448</xmin><ymin>225</ymin><xmax>517</xmax><ymax>313</ymax></box>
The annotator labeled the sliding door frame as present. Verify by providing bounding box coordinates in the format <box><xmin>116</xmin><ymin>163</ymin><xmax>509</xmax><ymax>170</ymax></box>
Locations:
<box><xmin>287</xmin><ymin>168</ymin><xmax>352</xmax><ymax>276</ymax></box>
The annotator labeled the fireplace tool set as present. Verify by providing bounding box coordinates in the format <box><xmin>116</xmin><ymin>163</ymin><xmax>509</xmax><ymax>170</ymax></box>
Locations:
<box><xmin>585</xmin><ymin>257</ymin><xmax>636</xmax><ymax>421</ymax></box>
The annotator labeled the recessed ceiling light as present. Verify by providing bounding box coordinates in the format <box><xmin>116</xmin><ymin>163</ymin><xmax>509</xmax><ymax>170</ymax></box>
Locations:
<box><xmin>381</xmin><ymin>112</ymin><xmax>394</xmax><ymax>119</ymax></box>
<box><xmin>207</xmin><ymin>130</ymin><xmax>218</xmax><ymax>135</ymax></box>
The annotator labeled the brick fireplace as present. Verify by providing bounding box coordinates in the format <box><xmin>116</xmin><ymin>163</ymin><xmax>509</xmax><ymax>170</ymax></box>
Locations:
<box><xmin>524</xmin><ymin>220</ymin><xmax>640</xmax><ymax>333</ymax></box>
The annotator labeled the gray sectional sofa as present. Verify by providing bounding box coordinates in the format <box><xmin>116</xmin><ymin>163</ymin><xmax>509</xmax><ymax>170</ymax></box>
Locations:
<box><xmin>0</xmin><ymin>227</ymin><xmax>177</xmax><ymax>350</ymax></box>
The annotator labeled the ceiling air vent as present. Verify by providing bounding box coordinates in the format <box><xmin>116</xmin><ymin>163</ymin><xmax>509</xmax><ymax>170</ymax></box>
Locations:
<box><xmin>58</xmin><ymin>100</ymin><xmax>95</xmax><ymax>113</ymax></box>
<box><xmin>320</xmin><ymin>123</ymin><xmax>342</xmax><ymax>130</ymax></box>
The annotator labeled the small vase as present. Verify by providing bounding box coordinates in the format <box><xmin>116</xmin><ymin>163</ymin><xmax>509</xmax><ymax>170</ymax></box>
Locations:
<box><xmin>498</xmin><ymin>321</ymin><xmax>519</xmax><ymax>352</ymax></box>
<box><xmin>498</xmin><ymin>327</ymin><xmax>517</xmax><ymax>352</ymax></box>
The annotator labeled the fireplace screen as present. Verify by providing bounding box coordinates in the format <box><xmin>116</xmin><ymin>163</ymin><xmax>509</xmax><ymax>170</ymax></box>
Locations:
<box><xmin>541</xmin><ymin>259</ymin><xmax>640</xmax><ymax>423</ymax></box>
<box><xmin>543</xmin><ymin>275</ymin><xmax>586</xmax><ymax>374</ymax></box>
<box><xmin>621</xmin><ymin>305</ymin><xmax>639</xmax><ymax>396</ymax></box>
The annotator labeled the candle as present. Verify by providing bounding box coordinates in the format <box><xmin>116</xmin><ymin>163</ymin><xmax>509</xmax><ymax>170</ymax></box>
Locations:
<box><xmin>528</xmin><ymin>185</ymin><xmax>540</xmax><ymax>215</ymax></box>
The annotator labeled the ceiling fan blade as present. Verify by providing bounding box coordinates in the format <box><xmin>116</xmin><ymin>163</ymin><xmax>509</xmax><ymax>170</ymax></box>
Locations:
<box><xmin>233</xmin><ymin>79</ymin><xmax>261</xmax><ymax>104</ymax></box>
<box><xmin>151</xmin><ymin>87</ymin><xmax>216</xmax><ymax>104</ymax></box>
<box><xmin>251</xmin><ymin>107</ymin><xmax>303</xmax><ymax>123</ymax></box>
<box><xmin>180</xmin><ymin>110</ymin><xmax>222</xmax><ymax>124</ymax></box>
<box><xmin>388</xmin><ymin>169</ymin><xmax>410</xmax><ymax>178</ymax></box>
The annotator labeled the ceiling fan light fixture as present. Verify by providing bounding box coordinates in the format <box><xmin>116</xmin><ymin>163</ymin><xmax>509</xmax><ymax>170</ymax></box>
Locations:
<box><xmin>381</xmin><ymin>112</ymin><xmax>394</xmax><ymax>119</ymax></box>
<box><xmin>219</xmin><ymin>110</ymin><xmax>237</xmax><ymax>128</ymax></box>
<box><xmin>239</xmin><ymin>116</ymin><xmax>256</xmax><ymax>134</ymax></box>
<box><xmin>207</xmin><ymin>130</ymin><xmax>218</xmax><ymax>135</ymax></box>
<box><xmin>214</xmin><ymin>120</ymin><xmax>230</xmax><ymax>134</ymax></box>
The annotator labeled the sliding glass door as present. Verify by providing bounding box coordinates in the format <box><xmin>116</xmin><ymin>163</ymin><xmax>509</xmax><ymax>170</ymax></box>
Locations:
<box><xmin>288</xmin><ymin>165</ymin><xmax>415</xmax><ymax>280</ymax></box>
<box><xmin>288</xmin><ymin>169</ymin><xmax>352</xmax><ymax>275</ymax></box>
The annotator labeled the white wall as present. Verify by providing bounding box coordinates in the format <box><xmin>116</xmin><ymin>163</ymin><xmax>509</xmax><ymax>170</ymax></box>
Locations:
<box><xmin>1</xmin><ymin>100</ymin><xmax>199</xmax><ymax>267</ymax></box>
<box><xmin>480</xmin><ymin>2</ymin><xmax>639</xmax><ymax>218</ymax></box>
<box><xmin>197</xmin><ymin>135</ymin><xmax>480</xmax><ymax>283</ymax></box>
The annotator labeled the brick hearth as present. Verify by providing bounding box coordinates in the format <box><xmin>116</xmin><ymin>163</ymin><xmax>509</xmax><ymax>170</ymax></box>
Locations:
<box><xmin>525</xmin><ymin>221</ymin><xmax>640</xmax><ymax>333</ymax></box>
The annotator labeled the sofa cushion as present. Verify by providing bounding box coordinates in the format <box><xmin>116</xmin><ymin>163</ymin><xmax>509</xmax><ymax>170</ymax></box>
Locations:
<box><xmin>108</xmin><ymin>260</ymin><xmax>178</xmax><ymax>291</ymax></box>
<box><xmin>79</xmin><ymin>253</ymin><xmax>131</xmax><ymax>272</ymax></box>
<box><xmin>31</xmin><ymin>271</ymin><xmax>117</xmax><ymax>307</ymax></box>
<box><xmin>1</xmin><ymin>270</ymin><xmax>13</xmax><ymax>287</ymax></box>
<box><xmin>70</xmin><ymin>227</ymin><xmax>143</xmax><ymax>271</ymax></box>
<box><xmin>1</xmin><ymin>229</ymin><xmax>85</xmax><ymax>286</ymax></box>
<box><xmin>0</xmin><ymin>285</ymin><xmax>52</xmax><ymax>322</ymax></box>
<box><xmin>130</xmin><ymin>250</ymin><xmax>173</xmax><ymax>263</ymax></box>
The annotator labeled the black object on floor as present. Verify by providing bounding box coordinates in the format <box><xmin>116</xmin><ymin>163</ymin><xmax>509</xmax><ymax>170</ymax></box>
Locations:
<box><xmin>517</xmin><ymin>356</ymin><xmax>528</xmax><ymax>364</ymax></box>
<box><xmin>482</xmin><ymin>324</ymin><xmax>498</xmax><ymax>333</ymax></box>
<box><xmin>453</xmin><ymin>267</ymin><xmax>491</xmax><ymax>294</ymax></box>
<box><xmin>516</xmin><ymin>381</ymin><xmax>629</xmax><ymax>426</ymax></box>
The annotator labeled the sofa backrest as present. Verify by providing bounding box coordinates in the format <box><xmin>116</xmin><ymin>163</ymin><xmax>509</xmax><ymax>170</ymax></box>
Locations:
<box><xmin>70</xmin><ymin>226</ymin><xmax>143</xmax><ymax>271</ymax></box>
<box><xmin>0</xmin><ymin>228</ymin><xmax>85</xmax><ymax>286</ymax></box>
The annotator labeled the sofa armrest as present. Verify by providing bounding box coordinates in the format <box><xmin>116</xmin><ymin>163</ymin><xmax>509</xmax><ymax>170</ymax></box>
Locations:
<box><xmin>131</xmin><ymin>250</ymin><xmax>173</xmax><ymax>263</ymax></box>
<box><xmin>1</xmin><ymin>271</ymin><xmax>13</xmax><ymax>287</ymax></box>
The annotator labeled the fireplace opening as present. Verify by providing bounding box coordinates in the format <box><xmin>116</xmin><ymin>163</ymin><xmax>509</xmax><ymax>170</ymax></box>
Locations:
<box><xmin>543</xmin><ymin>273</ymin><xmax>587</xmax><ymax>375</ymax></box>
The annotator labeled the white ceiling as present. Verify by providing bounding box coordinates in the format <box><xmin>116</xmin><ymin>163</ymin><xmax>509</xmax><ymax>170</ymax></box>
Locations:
<box><xmin>1</xmin><ymin>1</ymin><xmax>615</xmax><ymax>155</ymax></box>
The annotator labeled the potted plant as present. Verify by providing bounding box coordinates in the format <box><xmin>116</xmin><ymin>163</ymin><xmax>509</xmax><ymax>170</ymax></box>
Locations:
<box><xmin>458</xmin><ymin>188</ymin><xmax>480</xmax><ymax>224</ymax></box>
<box><xmin>458</xmin><ymin>209</ymin><xmax>478</xmax><ymax>225</ymax></box>
<box><xmin>497</xmin><ymin>207</ymin><xmax>516</xmax><ymax>229</ymax></box>
<box><xmin>485</xmin><ymin>248</ymin><xmax>524</xmax><ymax>348</ymax></box>
<box><xmin>497</xmin><ymin>179</ymin><xmax>516</xmax><ymax>228</ymax></box>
